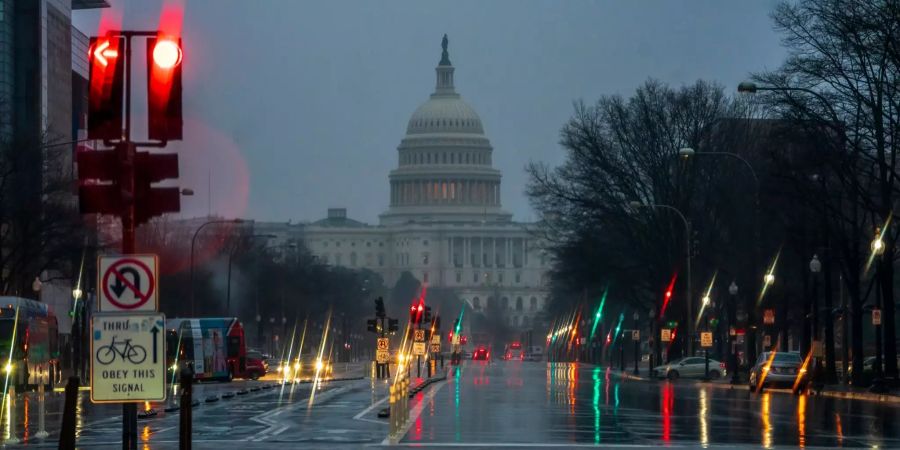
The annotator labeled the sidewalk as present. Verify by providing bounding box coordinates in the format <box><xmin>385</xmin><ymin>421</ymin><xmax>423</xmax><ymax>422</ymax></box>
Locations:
<box><xmin>610</xmin><ymin>366</ymin><xmax>900</xmax><ymax>404</ymax></box>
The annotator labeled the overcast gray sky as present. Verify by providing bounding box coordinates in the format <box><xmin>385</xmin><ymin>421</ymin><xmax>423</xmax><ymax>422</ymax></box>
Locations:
<box><xmin>74</xmin><ymin>0</ymin><xmax>786</xmax><ymax>224</ymax></box>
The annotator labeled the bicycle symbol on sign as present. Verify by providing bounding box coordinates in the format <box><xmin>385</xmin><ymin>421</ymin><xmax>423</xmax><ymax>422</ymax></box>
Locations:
<box><xmin>96</xmin><ymin>336</ymin><xmax>147</xmax><ymax>365</ymax></box>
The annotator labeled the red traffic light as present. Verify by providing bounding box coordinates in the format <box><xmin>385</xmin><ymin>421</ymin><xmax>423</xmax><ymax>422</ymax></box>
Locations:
<box><xmin>665</xmin><ymin>290</ymin><xmax>672</xmax><ymax>298</ymax></box>
<box><xmin>152</xmin><ymin>39</ymin><xmax>182</xmax><ymax>69</ymax></box>
<box><xmin>91</xmin><ymin>39</ymin><xmax>119</xmax><ymax>67</ymax></box>
<box><xmin>410</xmin><ymin>306</ymin><xmax>416</xmax><ymax>312</ymax></box>
<box><xmin>417</xmin><ymin>304</ymin><xmax>423</xmax><ymax>312</ymax></box>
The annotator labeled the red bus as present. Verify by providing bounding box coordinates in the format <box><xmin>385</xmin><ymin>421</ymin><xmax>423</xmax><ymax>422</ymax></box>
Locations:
<box><xmin>166</xmin><ymin>318</ymin><xmax>254</xmax><ymax>382</ymax></box>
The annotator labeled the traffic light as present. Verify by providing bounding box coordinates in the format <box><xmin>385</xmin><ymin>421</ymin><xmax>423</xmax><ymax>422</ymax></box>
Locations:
<box><xmin>88</xmin><ymin>36</ymin><xmax>125</xmax><ymax>139</ymax></box>
<box><xmin>77</xmin><ymin>143</ymin><xmax>180</xmax><ymax>222</ymax></box>
<box><xmin>409</xmin><ymin>305</ymin><xmax>417</xmax><ymax>324</ymax></box>
<box><xmin>133</xmin><ymin>150</ymin><xmax>180</xmax><ymax>225</ymax></box>
<box><xmin>366</xmin><ymin>319</ymin><xmax>378</xmax><ymax>333</ymax></box>
<box><xmin>388</xmin><ymin>318</ymin><xmax>399</xmax><ymax>333</ymax></box>
<box><xmin>146</xmin><ymin>35</ymin><xmax>183</xmax><ymax>141</ymax></box>
<box><xmin>374</xmin><ymin>297</ymin><xmax>386</xmax><ymax>318</ymax></box>
<box><xmin>424</xmin><ymin>306</ymin><xmax>432</xmax><ymax>324</ymax></box>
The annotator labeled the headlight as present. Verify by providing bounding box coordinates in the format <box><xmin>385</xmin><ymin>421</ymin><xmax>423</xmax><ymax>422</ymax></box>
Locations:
<box><xmin>170</xmin><ymin>364</ymin><xmax>178</xmax><ymax>372</ymax></box>
<box><xmin>3</xmin><ymin>363</ymin><xmax>12</xmax><ymax>373</ymax></box>
<box><xmin>315</xmin><ymin>360</ymin><xmax>324</xmax><ymax>371</ymax></box>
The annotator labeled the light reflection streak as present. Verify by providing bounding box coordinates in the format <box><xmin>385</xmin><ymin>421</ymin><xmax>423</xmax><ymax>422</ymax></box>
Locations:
<box><xmin>761</xmin><ymin>392</ymin><xmax>772</xmax><ymax>448</ymax></box>
<box><xmin>453</xmin><ymin>366</ymin><xmax>461</xmax><ymax>442</ymax></box>
<box><xmin>22</xmin><ymin>392</ymin><xmax>28</xmax><ymax>441</ymax></box>
<box><xmin>308</xmin><ymin>310</ymin><xmax>333</xmax><ymax>407</ymax></box>
<box><xmin>797</xmin><ymin>393</ymin><xmax>806</xmax><ymax>448</ymax></box>
<box><xmin>699</xmin><ymin>388</ymin><xmax>708</xmax><ymax>447</ymax></box>
<box><xmin>592</xmin><ymin>367</ymin><xmax>601</xmax><ymax>444</ymax></box>
<box><xmin>1</xmin><ymin>305</ymin><xmax>21</xmax><ymax>430</ymax></box>
<box><xmin>695</xmin><ymin>272</ymin><xmax>718</xmax><ymax>328</ymax></box>
<box><xmin>661</xmin><ymin>383</ymin><xmax>673</xmax><ymax>443</ymax></box>
<box><xmin>834</xmin><ymin>412</ymin><xmax>843</xmax><ymax>446</ymax></box>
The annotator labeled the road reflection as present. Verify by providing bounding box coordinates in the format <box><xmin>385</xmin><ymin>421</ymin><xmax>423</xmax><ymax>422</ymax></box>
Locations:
<box><xmin>761</xmin><ymin>392</ymin><xmax>772</xmax><ymax>448</ymax></box>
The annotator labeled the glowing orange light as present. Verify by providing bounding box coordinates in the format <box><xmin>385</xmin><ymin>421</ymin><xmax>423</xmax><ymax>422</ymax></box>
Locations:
<box><xmin>152</xmin><ymin>39</ymin><xmax>182</xmax><ymax>69</ymax></box>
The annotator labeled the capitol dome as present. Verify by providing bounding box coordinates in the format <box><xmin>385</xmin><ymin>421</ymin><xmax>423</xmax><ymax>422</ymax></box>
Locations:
<box><xmin>406</xmin><ymin>97</ymin><xmax>485</xmax><ymax>135</ymax></box>
<box><xmin>380</xmin><ymin>34</ymin><xmax>511</xmax><ymax>226</ymax></box>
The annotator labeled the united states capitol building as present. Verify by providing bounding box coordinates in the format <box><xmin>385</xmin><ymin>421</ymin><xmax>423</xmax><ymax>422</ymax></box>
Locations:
<box><xmin>258</xmin><ymin>36</ymin><xmax>550</xmax><ymax>329</ymax></box>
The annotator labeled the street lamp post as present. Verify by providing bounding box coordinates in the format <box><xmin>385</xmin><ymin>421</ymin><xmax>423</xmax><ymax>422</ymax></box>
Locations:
<box><xmin>629</xmin><ymin>201</ymin><xmax>693</xmax><ymax>355</ymax></box>
<box><xmin>679</xmin><ymin>147</ymin><xmax>760</xmax><ymax>364</ymax></box>
<box><xmin>633</xmin><ymin>311</ymin><xmax>640</xmax><ymax>375</ymax></box>
<box><xmin>809</xmin><ymin>255</ymin><xmax>822</xmax><ymax>371</ymax></box>
<box><xmin>728</xmin><ymin>282</ymin><xmax>740</xmax><ymax>384</ymax></box>
<box><xmin>703</xmin><ymin>294</ymin><xmax>712</xmax><ymax>379</ymax></box>
<box><xmin>872</xmin><ymin>234</ymin><xmax>885</xmax><ymax>377</ymax></box>
<box><xmin>648</xmin><ymin>308</ymin><xmax>656</xmax><ymax>375</ymax></box>
<box><xmin>189</xmin><ymin>218</ymin><xmax>244</xmax><ymax>316</ymax></box>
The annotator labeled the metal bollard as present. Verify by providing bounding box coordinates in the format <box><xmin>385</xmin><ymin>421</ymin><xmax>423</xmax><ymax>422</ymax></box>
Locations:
<box><xmin>35</xmin><ymin>380</ymin><xmax>48</xmax><ymax>438</ymax></box>
<box><xmin>58</xmin><ymin>376</ymin><xmax>79</xmax><ymax>450</ymax></box>
<box><xmin>388</xmin><ymin>384</ymin><xmax>396</xmax><ymax>435</ymax></box>
<box><xmin>5</xmin><ymin>384</ymin><xmax>19</xmax><ymax>445</ymax></box>
<box><xmin>179</xmin><ymin>368</ymin><xmax>194</xmax><ymax>450</ymax></box>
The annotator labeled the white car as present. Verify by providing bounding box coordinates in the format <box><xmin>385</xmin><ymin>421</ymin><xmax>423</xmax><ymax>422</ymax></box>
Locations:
<box><xmin>653</xmin><ymin>357</ymin><xmax>726</xmax><ymax>380</ymax></box>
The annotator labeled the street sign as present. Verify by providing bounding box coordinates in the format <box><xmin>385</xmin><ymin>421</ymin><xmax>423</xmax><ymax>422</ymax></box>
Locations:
<box><xmin>91</xmin><ymin>312</ymin><xmax>166</xmax><ymax>403</ymax></box>
<box><xmin>451</xmin><ymin>334</ymin><xmax>460</xmax><ymax>345</ymax></box>
<box><xmin>661</xmin><ymin>329</ymin><xmax>672</xmax><ymax>342</ymax></box>
<box><xmin>98</xmin><ymin>255</ymin><xmax>159</xmax><ymax>312</ymax></box>
<box><xmin>700</xmin><ymin>332</ymin><xmax>713</xmax><ymax>348</ymax></box>
<box><xmin>412</xmin><ymin>342</ymin><xmax>426</xmax><ymax>356</ymax></box>
<box><xmin>376</xmin><ymin>349</ymin><xmax>389</xmax><ymax>364</ymax></box>
<box><xmin>431</xmin><ymin>334</ymin><xmax>441</xmax><ymax>344</ymax></box>
<box><xmin>763</xmin><ymin>309</ymin><xmax>775</xmax><ymax>325</ymax></box>
<box><xmin>414</xmin><ymin>329</ymin><xmax>425</xmax><ymax>342</ymax></box>
<box><xmin>377</xmin><ymin>337</ymin><xmax>389</xmax><ymax>350</ymax></box>
<box><xmin>873</xmin><ymin>308</ymin><xmax>882</xmax><ymax>325</ymax></box>
<box><xmin>632</xmin><ymin>330</ymin><xmax>640</xmax><ymax>341</ymax></box>
<box><xmin>763</xmin><ymin>334</ymin><xmax>771</xmax><ymax>347</ymax></box>
<box><xmin>430</xmin><ymin>343</ymin><xmax>441</xmax><ymax>353</ymax></box>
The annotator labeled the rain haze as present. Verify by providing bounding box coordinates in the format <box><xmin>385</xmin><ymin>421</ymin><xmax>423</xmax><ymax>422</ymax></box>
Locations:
<box><xmin>73</xmin><ymin>0</ymin><xmax>786</xmax><ymax>223</ymax></box>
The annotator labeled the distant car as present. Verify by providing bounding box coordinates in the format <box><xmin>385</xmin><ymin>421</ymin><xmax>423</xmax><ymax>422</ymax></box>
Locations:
<box><xmin>848</xmin><ymin>356</ymin><xmax>900</xmax><ymax>379</ymax></box>
<box><xmin>473</xmin><ymin>347</ymin><xmax>490</xmax><ymax>361</ymax></box>
<box><xmin>244</xmin><ymin>351</ymin><xmax>268</xmax><ymax>380</ymax></box>
<box><xmin>749</xmin><ymin>351</ymin><xmax>806</xmax><ymax>389</ymax></box>
<box><xmin>504</xmin><ymin>342</ymin><xmax>524</xmax><ymax>360</ymax></box>
<box><xmin>653</xmin><ymin>357</ymin><xmax>726</xmax><ymax>380</ymax></box>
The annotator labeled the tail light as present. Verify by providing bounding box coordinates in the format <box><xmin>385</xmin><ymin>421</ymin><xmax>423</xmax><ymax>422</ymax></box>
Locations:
<box><xmin>719</xmin><ymin>362</ymin><xmax>726</xmax><ymax>369</ymax></box>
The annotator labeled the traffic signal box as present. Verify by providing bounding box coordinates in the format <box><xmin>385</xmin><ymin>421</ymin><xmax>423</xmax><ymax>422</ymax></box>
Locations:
<box><xmin>82</xmin><ymin>32</ymin><xmax>183</xmax><ymax>224</ymax></box>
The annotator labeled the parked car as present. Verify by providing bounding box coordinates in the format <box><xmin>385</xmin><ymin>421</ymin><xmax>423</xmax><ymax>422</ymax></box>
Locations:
<box><xmin>749</xmin><ymin>351</ymin><xmax>806</xmax><ymax>390</ymax></box>
<box><xmin>653</xmin><ymin>357</ymin><xmax>726</xmax><ymax>380</ymax></box>
<box><xmin>244</xmin><ymin>350</ymin><xmax>268</xmax><ymax>380</ymax></box>
<box><xmin>847</xmin><ymin>356</ymin><xmax>900</xmax><ymax>379</ymax></box>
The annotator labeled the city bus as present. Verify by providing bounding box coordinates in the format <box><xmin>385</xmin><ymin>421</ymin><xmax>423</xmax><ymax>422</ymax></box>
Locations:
<box><xmin>166</xmin><ymin>318</ymin><xmax>249</xmax><ymax>382</ymax></box>
<box><xmin>0</xmin><ymin>296</ymin><xmax>60</xmax><ymax>390</ymax></box>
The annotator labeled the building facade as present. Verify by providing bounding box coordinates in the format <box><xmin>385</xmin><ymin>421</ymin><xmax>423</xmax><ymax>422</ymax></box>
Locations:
<box><xmin>295</xmin><ymin>36</ymin><xmax>550</xmax><ymax>329</ymax></box>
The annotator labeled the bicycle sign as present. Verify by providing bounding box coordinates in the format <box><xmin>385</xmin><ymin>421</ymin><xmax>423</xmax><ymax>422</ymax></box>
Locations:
<box><xmin>91</xmin><ymin>312</ymin><xmax>166</xmax><ymax>403</ymax></box>
<box><xmin>98</xmin><ymin>254</ymin><xmax>159</xmax><ymax>312</ymax></box>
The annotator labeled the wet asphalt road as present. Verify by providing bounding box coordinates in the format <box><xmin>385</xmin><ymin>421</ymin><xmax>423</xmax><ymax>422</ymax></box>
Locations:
<box><xmin>8</xmin><ymin>361</ymin><xmax>900</xmax><ymax>448</ymax></box>
<box><xmin>401</xmin><ymin>361</ymin><xmax>900</xmax><ymax>448</ymax></box>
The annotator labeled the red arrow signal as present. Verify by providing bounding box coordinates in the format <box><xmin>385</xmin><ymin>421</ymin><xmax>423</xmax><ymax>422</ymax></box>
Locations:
<box><xmin>92</xmin><ymin>40</ymin><xmax>118</xmax><ymax>67</ymax></box>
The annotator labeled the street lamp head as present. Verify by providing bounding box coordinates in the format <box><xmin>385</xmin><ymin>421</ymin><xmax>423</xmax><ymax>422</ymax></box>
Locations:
<box><xmin>872</xmin><ymin>237</ymin><xmax>885</xmax><ymax>255</ymax></box>
<box><xmin>764</xmin><ymin>273</ymin><xmax>775</xmax><ymax>286</ymax></box>
<box><xmin>649</xmin><ymin>308</ymin><xmax>655</xmax><ymax>319</ymax></box>
<box><xmin>180</xmin><ymin>188</ymin><xmax>194</xmax><ymax>196</ymax></box>
<box><xmin>728</xmin><ymin>281</ymin><xmax>738</xmax><ymax>296</ymax></box>
<box><xmin>628</xmin><ymin>201</ymin><xmax>643</xmax><ymax>209</ymax></box>
<box><xmin>72</xmin><ymin>288</ymin><xmax>83</xmax><ymax>300</ymax></box>
<box><xmin>809</xmin><ymin>254</ymin><xmax>822</xmax><ymax>273</ymax></box>
<box><xmin>678</xmin><ymin>147</ymin><xmax>695</xmax><ymax>159</ymax></box>
<box><xmin>702</xmin><ymin>295</ymin><xmax>711</xmax><ymax>306</ymax></box>
<box><xmin>633</xmin><ymin>311</ymin><xmax>639</xmax><ymax>320</ymax></box>
<box><xmin>737</xmin><ymin>81</ymin><xmax>758</xmax><ymax>94</ymax></box>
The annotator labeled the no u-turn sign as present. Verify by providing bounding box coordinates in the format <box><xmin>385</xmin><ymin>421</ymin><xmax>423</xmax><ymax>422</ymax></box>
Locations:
<box><xmin>98</xmin><ymin>255</ymin><xmax>159</xmax><ymax>312</ymax></box>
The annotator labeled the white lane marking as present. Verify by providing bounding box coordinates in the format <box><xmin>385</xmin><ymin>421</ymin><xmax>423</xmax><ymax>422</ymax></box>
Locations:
<box><xmin>246</xmin><ymin>382</ymin><xmax>356</xmax><ymax>441</ymax></box>
<box><xmin>353</xmin><ymin>395</ymin><xmax>388</xmax><ymax>420</ymax></box>
<box><xmin>380</xmin><ymin>379</ymin><xmax>447</xmax><ymax>446</ymax></box>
